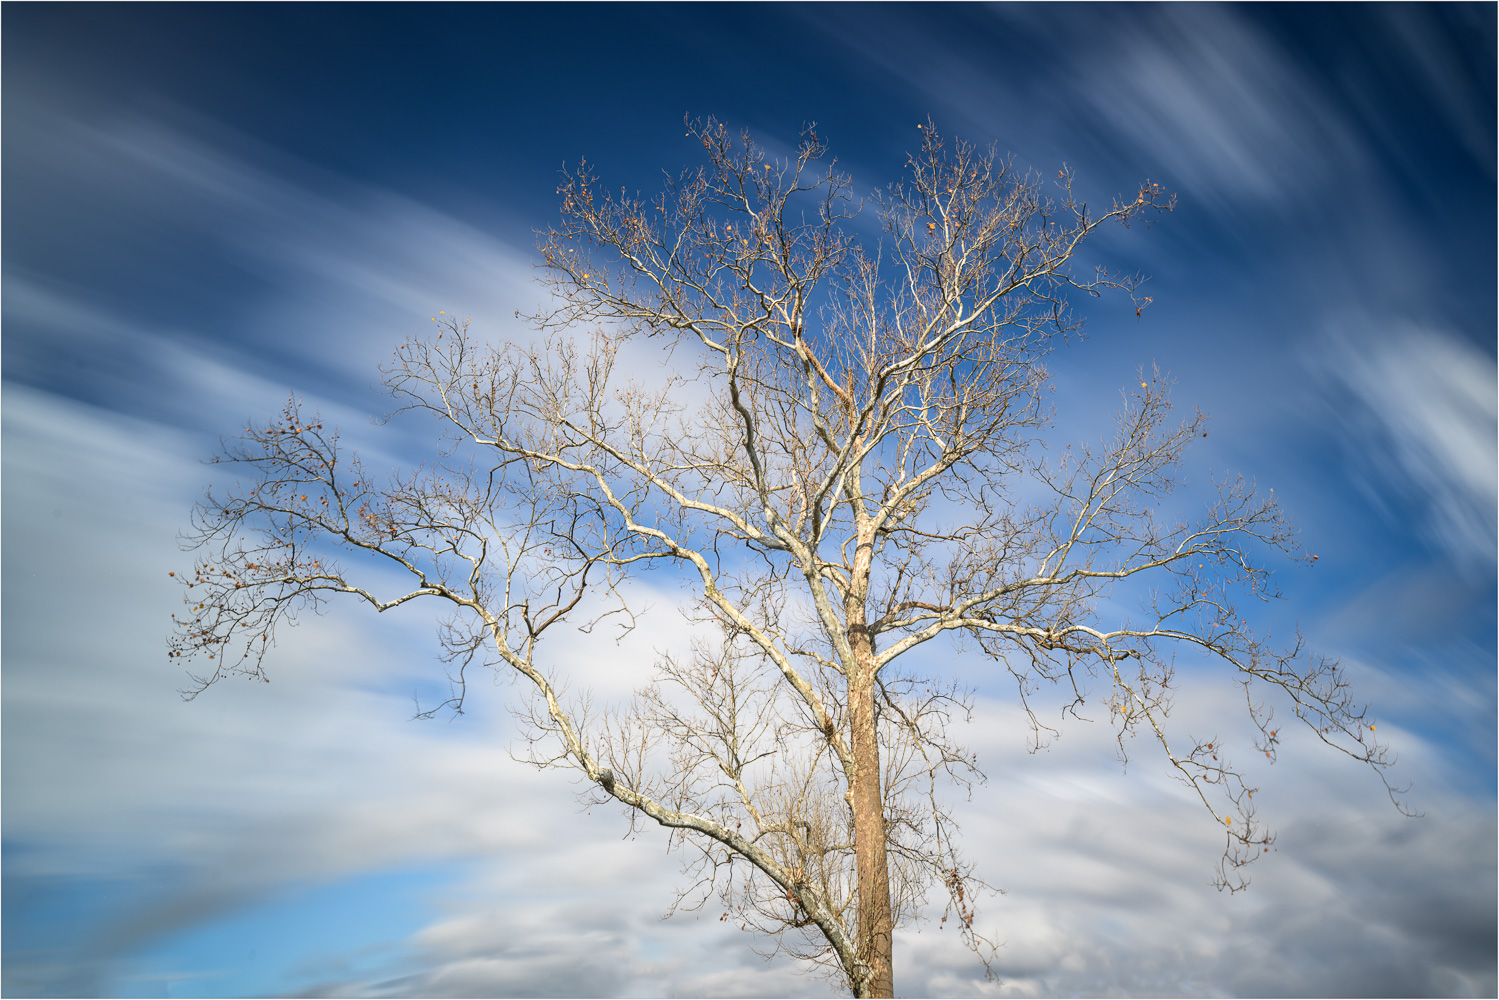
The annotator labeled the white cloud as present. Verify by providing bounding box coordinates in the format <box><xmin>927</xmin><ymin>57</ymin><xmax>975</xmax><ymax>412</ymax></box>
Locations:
<box><xmin>885</xmin><ymin>683</ymin><xmax>1495</xmax><ymax>998</ymax></box>
<box><xmin>1315</xmin><ymin>321</ymin><xmax>1497</xmax><ymax>570</ymax></box>
<box><xmin>0</xmin><ymin>379</ymin><xmax>719</xmax><ymax>994</ymax></box>
<box><xmin>0</xmin><ymin>331</ymin><xmax>814</xmax><ymax>999</ymax></box>
<box><xmin>1061</xmin><ymin>5</ymin><xmax>1360</xmax><ymax>212</ymax></box>
<box><xmin>288</xmin><ymin>677</ymin><xmax>1495</xmax><ymax>998</ymax></box>
<box><xmin>803</xmin><ymin>4</ymin><xmax>1360</xmax><ymax>214</ymax></box>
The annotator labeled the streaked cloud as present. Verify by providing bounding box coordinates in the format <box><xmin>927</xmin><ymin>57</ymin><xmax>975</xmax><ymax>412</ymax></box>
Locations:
<box><xmin>4</xmin><ymin>104</ymin><xmax>537</xmax><ymax>404</ymax></box>
<box><xmin>1315</xmin><ymin>321</ymin><xmax>1497</xmax><ymax>570</ymax></box>
<box><xmin>1054</xmin><ymin>4</ymin><xmax>1360</xmax><ymax>212</ymax></box>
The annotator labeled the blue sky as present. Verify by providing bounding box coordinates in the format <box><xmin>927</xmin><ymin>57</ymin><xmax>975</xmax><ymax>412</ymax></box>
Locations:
<box><xmin>3</xmin><ymin>4</ymin><xmax>1494</xmax><ymax>997</ymax></box>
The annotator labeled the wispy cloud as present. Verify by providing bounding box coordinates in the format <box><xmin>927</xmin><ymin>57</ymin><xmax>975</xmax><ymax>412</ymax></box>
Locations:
<box><xmin>1354</xmin><ymin>5</ymin><xmax>1497</xmax><ymax>179</ymax></box>
<box><xmin>804</xmin><ymin>4</ymin><xmax>1360</xmax><ymax>215</ymax></box>
<box><xmin>1315</xmin><ymin>321</ymin><xmax>1497</xmax><ymax>570</ymax></box>
<box><xmin>5</xmin><ymin>104</ymin><xmax>538</xmax><ymax>402</ymax></box>
<box><xmin>1057</xmin><ymin>5</ymin><xmax>1360</xmax><ymax>212</ymax></box>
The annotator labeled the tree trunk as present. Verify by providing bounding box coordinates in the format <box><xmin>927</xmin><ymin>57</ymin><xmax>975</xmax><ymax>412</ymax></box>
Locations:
<box><xmin>848</xmin><ymin>622</ymin><xmax>894</xmax><ymax>998</ymax></box>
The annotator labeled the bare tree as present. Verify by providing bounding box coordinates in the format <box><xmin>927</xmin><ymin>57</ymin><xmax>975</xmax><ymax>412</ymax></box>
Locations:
<box><xmin>170</xmin><ymin>119</ymin><xmax>1403</xmax><ymax>998</ymax></box>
